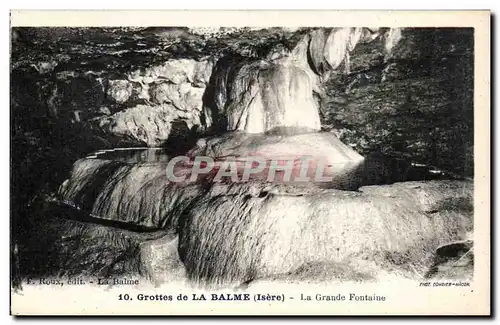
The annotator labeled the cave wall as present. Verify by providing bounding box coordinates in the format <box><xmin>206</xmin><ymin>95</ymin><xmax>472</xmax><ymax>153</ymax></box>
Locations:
<box><xmin>11</xmin><ymin>27</ymin><xmax>308</xmax><ymax>149</ymax></box>
<box><xmin>10</xmin><ymin>27</ymin><xmax>473</xmax><ymax>214</ymax></box>
<box><xmin>323</xmin><ymin>28</ymin><xmax>474</xmax><ymax>177</ymax></box>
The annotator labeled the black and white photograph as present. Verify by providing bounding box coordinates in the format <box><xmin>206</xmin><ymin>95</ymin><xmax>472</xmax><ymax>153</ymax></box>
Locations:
<box><xmin>9</xmin><ymin>10</ymin><xmax>490</xmax><ymax>316</ymax></box>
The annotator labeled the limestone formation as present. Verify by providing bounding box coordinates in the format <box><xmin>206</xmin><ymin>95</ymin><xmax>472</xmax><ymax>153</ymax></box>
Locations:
<box><xmin>12</xmin><ymin>27</ymin><xmax>474</xmax><ymax>288</ymax></box>
<box><xmin>177</xmin><ymin>180</ymin><xmax>472</xmax><ymax>287</ymax></box>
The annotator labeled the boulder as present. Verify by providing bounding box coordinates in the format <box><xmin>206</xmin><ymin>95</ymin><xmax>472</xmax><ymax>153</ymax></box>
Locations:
<box><xmin>94</xmin><ymin>104</ymin><xmax>176</xmax><ymax>146</ymax></box>
<box><xmin>139</xmin><ymin>234</ymin><xmax>188</xmax><ymax>285</ymax></box>
<box><xmin>107</xmin><ymin>79</ymin><xmax>133</xmax><ymax>104</ymax></box>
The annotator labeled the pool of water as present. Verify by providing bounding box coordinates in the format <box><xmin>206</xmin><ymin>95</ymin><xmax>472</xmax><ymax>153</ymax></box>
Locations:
<box><xmin>86</xmin><ymin>148</ymin><xmax>170</xmax><ymax>164</ymax></box>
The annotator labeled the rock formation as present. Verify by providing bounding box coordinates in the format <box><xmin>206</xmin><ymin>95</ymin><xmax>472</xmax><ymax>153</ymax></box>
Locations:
<box><xmin>11</xmin><ymin>27</ymin><xmax>474</xmax><ymax>288</ymax></box>
<box><xmin>12</xmin><ymin>27</ymin><xmax>473</xmax><ymax>174</ymax></box>
<box><xmin>55</xmin><ymin>160</ymin><xmax>473</xmax><ymax>287</ymax></box>
<box><xmin>177</xmin><ymin>180</ymin><xmax>472</xmax><ymax>287</ymax></box>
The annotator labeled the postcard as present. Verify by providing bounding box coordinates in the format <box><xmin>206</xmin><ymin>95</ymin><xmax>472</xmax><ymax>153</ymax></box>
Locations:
<box><xmin>9</xmin><ymin>10</ymin><xmax>490</xmax><ymax>316</ymax></box>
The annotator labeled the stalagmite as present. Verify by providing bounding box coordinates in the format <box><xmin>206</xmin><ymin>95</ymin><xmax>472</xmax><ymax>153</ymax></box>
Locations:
<box><xmin>202</xmin><ymin>59</ymin><xmax>321</xmax><ymax>134</ymax></box>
